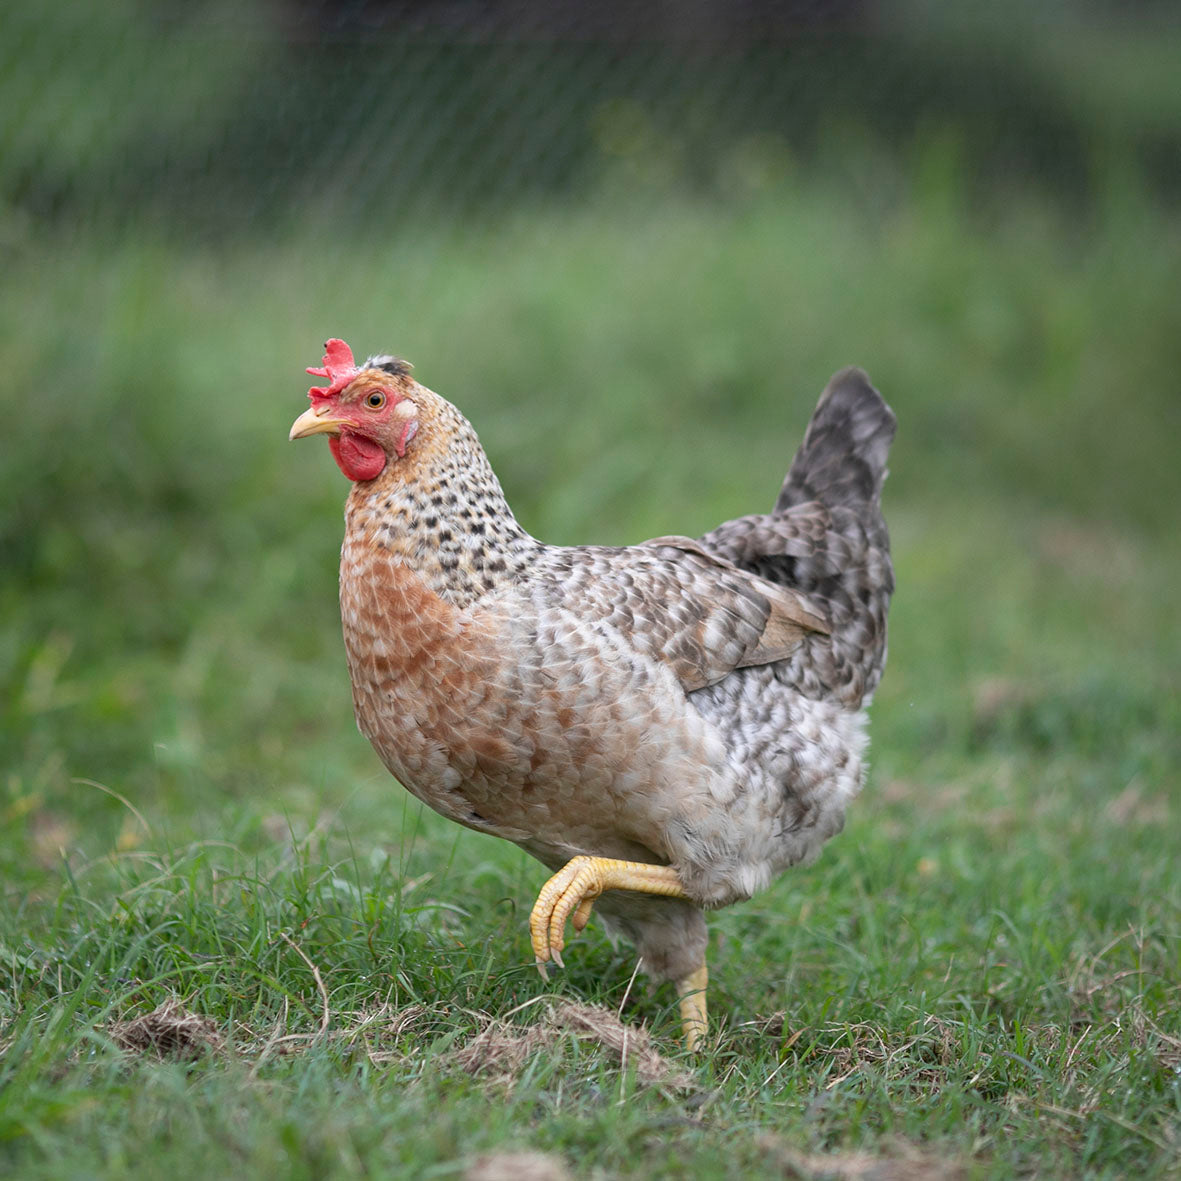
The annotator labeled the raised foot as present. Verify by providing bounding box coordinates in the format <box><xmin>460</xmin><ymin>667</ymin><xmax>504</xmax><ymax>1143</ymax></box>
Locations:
<box><xmin>528</xmin><ymin>855</ymin><xmax>690</xmax><ymax>975</ymax></box>
<box><xmin>528</xmin><ymin>855</ymin><xmax>707</xmax><ymax>1049</ymax></box>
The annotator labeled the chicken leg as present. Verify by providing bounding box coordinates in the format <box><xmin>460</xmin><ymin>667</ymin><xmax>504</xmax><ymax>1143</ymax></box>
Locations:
<box><xmin>529</xmin><ymin>855</ymin><xmax>708</xmax><ymax>1050</ymax></box>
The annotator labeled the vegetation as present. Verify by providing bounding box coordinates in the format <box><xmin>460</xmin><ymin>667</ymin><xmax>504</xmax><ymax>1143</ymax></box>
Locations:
<box><xmin>2</xmin><ymin>67</ymin><xmax>1179</xmax><ymax>1180</ymax></box>
<box><xmin>2</xmin><ymin>2</ymin><xmax>1181</xmax><ymax>1162</ymax></box>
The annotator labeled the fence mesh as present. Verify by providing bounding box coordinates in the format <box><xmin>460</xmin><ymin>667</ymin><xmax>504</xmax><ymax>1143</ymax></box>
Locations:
<box><xmin>4</xmin><ymin>0</ymin><xmax>1179</xmax><ymax>238</ymax></box>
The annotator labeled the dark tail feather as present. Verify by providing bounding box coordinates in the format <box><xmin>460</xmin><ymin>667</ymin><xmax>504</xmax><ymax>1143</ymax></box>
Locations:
<box><xmin>775</xmin><ymin>367</ymin><xmax>897</xmax><ymax>514</ymax></box>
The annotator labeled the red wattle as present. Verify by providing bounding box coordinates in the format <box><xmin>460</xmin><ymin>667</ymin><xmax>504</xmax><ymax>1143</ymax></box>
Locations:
<box><xmin>329</xmin><ymin>433</ymin><xmax>387</xmax><ymax>482</ymax></box>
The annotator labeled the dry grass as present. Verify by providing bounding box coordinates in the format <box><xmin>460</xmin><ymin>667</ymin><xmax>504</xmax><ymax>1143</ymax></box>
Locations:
<box><xmin>464</xmin><ymin>1151</ymin><xmax>574</xmax><ymax>1181</ymax></box>
<box><xmin>449</xmin><ymin>1000</ymin><xmax>694</xmax><ymax>1090</ymax></box>
<box><xmin>109</xmin><ymin>998</ymin><xmax>225</xmax><ymax>1061</ymax></box>
<box><xmin>756</xmin><ymin>1136</ymin><xmax>969</xmax><ymax>1181</ymax></box>
<box><xmin>104</xmin><ymin>993</ymin><xmax>702</xmax><ymax>1102</ymax></box>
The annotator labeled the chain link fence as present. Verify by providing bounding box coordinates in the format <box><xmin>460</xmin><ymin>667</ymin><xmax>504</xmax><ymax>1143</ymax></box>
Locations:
<box><xmin>4</xmin><ymin>0</ymin><xmax>1179</xmax><ymax>238</ymax></box>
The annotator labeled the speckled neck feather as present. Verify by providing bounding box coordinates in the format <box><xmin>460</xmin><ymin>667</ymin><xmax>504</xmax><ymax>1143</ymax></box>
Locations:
<box><xmin>343</xmin><ymin>392</ymin><xmax>543</xmax><ymax>607</ymax></box>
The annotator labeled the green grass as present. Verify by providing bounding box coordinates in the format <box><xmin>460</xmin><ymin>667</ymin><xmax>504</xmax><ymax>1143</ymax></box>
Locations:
<box><xmin>1</xmin><ymin>179</ymin><xmax>1179</xmax><ymax>1178</ymax></box>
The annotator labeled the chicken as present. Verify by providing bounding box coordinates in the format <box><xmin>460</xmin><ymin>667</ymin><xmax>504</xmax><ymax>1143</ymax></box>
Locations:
<box><xmin>290</xmin><ymin>339</ymin><xmax>895</xmax><ymax>1049</ymax></box>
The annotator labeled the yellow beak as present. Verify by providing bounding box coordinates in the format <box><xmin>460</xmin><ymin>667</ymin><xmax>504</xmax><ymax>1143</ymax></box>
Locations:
<box><xmin>289</xmin><ymin>406</ymin><xmax>352</xmax><ymax>441</ymax></box>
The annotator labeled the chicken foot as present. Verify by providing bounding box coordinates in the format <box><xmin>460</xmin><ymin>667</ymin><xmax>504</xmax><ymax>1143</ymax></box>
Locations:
<box><xmin>529</xmin><ymin>855</ymin><xmax>709</xmax><ymax>1049</ymax></box>
<box><xmin>675</xmin><ymin>963</ymin><xmax>709</xmax><ymax>1052</ymax></box>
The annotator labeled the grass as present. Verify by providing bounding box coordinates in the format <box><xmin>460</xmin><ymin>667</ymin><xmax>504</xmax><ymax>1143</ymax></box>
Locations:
<box><xmin>1</xmin><ymin>176</ymin><xmax>1179</xmax><ymax>1178</ymax></box>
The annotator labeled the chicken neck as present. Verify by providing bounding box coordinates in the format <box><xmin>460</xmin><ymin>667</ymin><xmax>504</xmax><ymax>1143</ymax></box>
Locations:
<box><xmin>342</xmin><ymin>400</ymin><xmax>544</xmax><ymax>609</ymax></box>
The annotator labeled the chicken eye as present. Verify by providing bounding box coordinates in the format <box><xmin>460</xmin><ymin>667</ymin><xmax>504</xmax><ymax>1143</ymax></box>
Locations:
<box><xmin>366</xmin><ymin>391</ymin><xmax>386</xmax><ymax>409</ymax></box>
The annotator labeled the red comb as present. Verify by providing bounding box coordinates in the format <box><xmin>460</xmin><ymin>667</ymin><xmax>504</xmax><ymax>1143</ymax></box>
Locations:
<box><xmin>307</xmin><ymin>338</ymin><xmax>360</xmax><ymax>402</ymax></box>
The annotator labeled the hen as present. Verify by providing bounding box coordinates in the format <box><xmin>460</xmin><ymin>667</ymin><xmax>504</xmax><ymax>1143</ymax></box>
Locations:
<box><xmin>290</xmin><ymin>339</ymin><xmax>895</xmax><ymax>1048</ymax></box>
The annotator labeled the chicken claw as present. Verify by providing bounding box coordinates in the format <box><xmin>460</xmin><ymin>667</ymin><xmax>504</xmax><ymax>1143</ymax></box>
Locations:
<box><xmin>530</xmin><ymin>856</ymin><xmax>691</xmax><ymax>971</ymax></box>
<box><xmin>528</xmin><ymin>856</ymin><xmax>709</xmax><ymax>1047</ymax></box>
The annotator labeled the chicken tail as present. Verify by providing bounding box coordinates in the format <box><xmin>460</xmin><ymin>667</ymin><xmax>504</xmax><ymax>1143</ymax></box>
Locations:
<box><xmin>775</xmin><ymin>368</ymin><xmax>896</xmax><ymax>515</ymax></box>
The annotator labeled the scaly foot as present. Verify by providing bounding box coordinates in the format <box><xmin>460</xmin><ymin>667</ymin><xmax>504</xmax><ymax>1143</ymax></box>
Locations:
<box><xmin>676</xmin><ymin>963</ymin><xmax>709</xmax><ymax>1051</ymax></box>
<box><xmin>529</xmin><ymin>856</ymin><xmax>708</xmax><ymax>1047</ymax></box>
<box><xmin>529</xmin><ymin>855</ymin><xmax>690</xmax><ymax>972</ymax></box>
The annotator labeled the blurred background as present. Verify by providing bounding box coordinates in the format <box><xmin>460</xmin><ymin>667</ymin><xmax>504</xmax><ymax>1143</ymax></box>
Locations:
<box><xmin>3</xmin><ymin>8</ymin><xmax>1179</xmax><ymax>1170</ymax></box>
<box><xmin>2</xmin><ymin>0</ymin><xmax>1178</xmax><ymax>863</ymax></box>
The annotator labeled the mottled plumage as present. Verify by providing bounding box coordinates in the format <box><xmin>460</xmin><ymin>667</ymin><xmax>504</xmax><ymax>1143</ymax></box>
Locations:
<box><xmin>291</xmin><ymin>345</ymin><xmax>895</xmax><ymax>1018</ymax></box>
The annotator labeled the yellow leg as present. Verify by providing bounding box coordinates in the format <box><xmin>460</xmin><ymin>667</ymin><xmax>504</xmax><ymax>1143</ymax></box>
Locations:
<box><xmin>676</xmin><ymin>963</ymin><xmax>709</xmax><ymax>1051</ymax></box>
<box><xmin>530</xmin><ymin>855</ymin><xmax>690</xmax><ymax>970</ymax></box>
<box><xmin>529</xmin><ymin>855</ymin><xmax>708</xmax><ymax>1049</ymax></box>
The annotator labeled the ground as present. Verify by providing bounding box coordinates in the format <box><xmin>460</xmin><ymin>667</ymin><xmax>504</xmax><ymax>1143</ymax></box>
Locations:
<box><xmin>1</xmin><ymin>186</ymin><xmax>1178</xmax><ymax>1178</ymax></box>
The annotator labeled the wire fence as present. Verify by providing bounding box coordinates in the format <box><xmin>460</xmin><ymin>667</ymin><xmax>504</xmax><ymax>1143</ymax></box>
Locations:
<box><xmin>4</xmin><ymin>0</ymin><xmax>1179</xmax><ymax>239</ymax></box>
